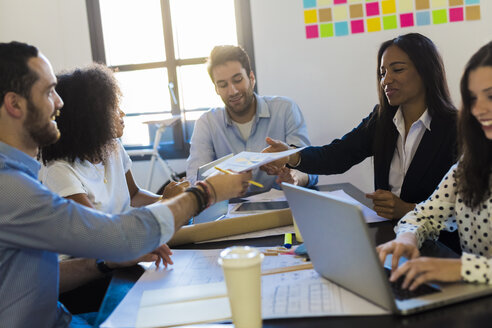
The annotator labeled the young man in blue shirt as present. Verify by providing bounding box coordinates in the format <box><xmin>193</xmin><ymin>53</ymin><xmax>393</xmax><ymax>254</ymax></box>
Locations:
<box><xmin>186</xmin><ymin>45</ymin><xmax>317</xmax><ymax>192</ymax></box>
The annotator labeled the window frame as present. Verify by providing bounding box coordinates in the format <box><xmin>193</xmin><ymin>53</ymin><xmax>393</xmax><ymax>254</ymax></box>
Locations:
<box><xmin>85</xmin><ymin>0</ymin><xmax>255</xmax><ymax>159</ymax></box>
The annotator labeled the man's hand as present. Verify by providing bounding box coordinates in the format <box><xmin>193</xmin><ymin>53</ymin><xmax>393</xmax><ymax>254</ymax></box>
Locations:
<box><xmin>205</xmin><ymin>171</ymin><xmax>252</xmax><ymax>202</ymax></box>
<box><xmin>390</xmin><ymin>257</ymin><xmax>462</xmax><ymax>290</ymax></box>
<box><xmin>106</xmin><ymin>244</ymin><xmax>174</xmax><ymax>269</ymax></box>
<box><xmin>261</xmin><ymin>137</ymin><xmax>298</xmax><ymax>175</ymax></box>
<box><xmin>276</xmin><ymin>167</ymin><xmax>309</xmax><ymax>186</ymax></box>
<box><xmin>376</xmin><ymin>232</ymin><xmax>420</xmax><ymax>272</ymax></box>
<box><xmin>162</xmin><ymin>180</ymin><xmax>190</xmax><ymax>199</ymax></box>
<box><xmin>366</xmin><ymin>189</ymin><xmax>416</xmax><ymax>219</ymax></box>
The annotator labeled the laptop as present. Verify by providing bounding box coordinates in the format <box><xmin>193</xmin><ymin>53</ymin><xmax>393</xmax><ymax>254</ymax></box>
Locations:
<box><xmin>282</xmin><ymin>183</ymin><xmax>492</xmax><ymax>315</ymax></box>
<box><xmin>193</xmin><ymin>154</ymin><xmax>234</xmax><ymax>224</ymax></box>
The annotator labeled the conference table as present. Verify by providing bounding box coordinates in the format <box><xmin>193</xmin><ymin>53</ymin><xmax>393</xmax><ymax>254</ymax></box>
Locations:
<box><xmin>94</xmin><ymin>184</ymin><xmax>492</xmax><ymax>327</ymax></box>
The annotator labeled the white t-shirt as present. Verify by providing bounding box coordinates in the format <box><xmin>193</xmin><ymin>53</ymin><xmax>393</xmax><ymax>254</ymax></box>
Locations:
<box><xmin>234</xmin><ymin>117</ymin><xmax>255</xmax><ymax>141</ymax></box>
<box><xmin>39</xmin><ymin>140</ymin><xmax>132</xmax><ymax>214</ymax></box>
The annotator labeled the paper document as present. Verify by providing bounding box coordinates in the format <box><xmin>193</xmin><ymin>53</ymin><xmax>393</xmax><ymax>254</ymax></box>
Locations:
<box><xmin>322</xmin><ymin>190</ymin><xmax>388</xmax><ymax>223</ymax></box>
<box><xmin>102</xmin><ymin>249</ymin><xmax>387</xmax><ymax>327</ymax></box>
<box><xmin>201</xmin><ymin>148</ymin><xmax>304</xmax><ymax>177</ymax></box>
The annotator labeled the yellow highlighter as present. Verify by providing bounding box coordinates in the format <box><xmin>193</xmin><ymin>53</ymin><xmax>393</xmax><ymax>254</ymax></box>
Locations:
<box><xmin>213</xmin><ymin>166</ymin><xmax>264</xmax><ymax>188</ymax></box>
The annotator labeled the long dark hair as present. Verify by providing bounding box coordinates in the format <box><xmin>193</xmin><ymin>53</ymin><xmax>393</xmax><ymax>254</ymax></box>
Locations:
<box><xmin>40</xmin><ymin>64</ymin><xmax>121</xmax><ymax>165</ymax></box>
<box><xmin>456</xmin><ymin>41</ymin><xmax>492</xmax><ymax>209</ymax></box>
<box><xmin>373</xmin><ymin>33</ymin><xmax>456</xmax><ymax>162</ymax></box>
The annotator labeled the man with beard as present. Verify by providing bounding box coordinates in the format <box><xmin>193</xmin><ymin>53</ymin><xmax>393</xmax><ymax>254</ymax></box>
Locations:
<box><xmin>186</xmin><ymin>45</ymin><xmax>317</xmax><ymax>193</ymax></box>
<box><xmin>0</xmin><ymin>41</ymin><xmax>251</xmax><ymax>328</ymax></box>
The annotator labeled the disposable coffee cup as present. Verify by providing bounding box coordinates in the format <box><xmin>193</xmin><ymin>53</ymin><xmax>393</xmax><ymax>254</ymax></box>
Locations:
<box><xmin>218</xmin><ymin>246</ymin><xmax>264</xmax><ymax>328</ymax></box>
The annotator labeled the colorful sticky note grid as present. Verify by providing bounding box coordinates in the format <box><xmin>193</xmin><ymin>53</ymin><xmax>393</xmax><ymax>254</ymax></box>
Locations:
<box><xmin>302</xmin><ymin>0</ymin><xmax>481</xmax><ymax>39</ymax></box>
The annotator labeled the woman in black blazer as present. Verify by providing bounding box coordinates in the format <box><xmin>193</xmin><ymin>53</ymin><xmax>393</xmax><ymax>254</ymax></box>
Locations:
<box><xmin>263</xmin><ymin>33</ymin><xmax>457</xmax><ymax>221</ymax></box>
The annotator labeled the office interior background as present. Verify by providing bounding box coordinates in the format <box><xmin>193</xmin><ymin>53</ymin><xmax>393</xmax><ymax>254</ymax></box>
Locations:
<box><xmin>1</xmin><ymin>0</ymin><xmax>490</xmax><ymax>193</ymax></box>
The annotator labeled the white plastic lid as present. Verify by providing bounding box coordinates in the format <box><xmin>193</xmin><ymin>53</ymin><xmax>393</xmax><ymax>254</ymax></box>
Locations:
<box><xmin>218</xmin><ymin>246</ymin><xmax>264</xmax><ymax>268</ymax></box>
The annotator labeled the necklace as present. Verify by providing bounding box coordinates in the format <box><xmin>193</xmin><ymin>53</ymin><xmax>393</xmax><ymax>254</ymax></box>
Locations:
<box><xmin>92</xmin><ymin>161</ymin><xmax>108</xmax><ymax>184</ymax></box>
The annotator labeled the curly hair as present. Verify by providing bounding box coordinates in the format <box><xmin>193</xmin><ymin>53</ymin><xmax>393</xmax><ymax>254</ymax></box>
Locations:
<box><xmin>40</xmin><ymin>63</ymin><xmax>122</xmax><ymax>165</ymax></box>
<box><xmin>456</xmin><ymin>41</ymin><xmax>492</xmax><ymax>209</ymax></box>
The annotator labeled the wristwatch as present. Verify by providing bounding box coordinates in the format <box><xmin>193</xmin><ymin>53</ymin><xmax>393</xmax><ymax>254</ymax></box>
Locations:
<box><xmin>95</xmin><ymin>258</ymin><xmax>114</xmax><ymax>274</ymax></box>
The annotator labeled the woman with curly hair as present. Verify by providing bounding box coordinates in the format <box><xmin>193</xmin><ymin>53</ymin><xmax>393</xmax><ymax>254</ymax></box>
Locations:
<box><xmin>377</xmin><ymin>41</ymin><xmax>492</xmax><ymax>289</ymax></box>
<box><xmin>40</xmin><ymin>64</ymin><xmax>185</xmax><ymax>212</ymax></box>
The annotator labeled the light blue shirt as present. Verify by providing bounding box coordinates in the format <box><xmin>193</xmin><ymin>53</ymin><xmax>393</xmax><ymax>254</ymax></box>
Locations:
<box><xmin>0</xmin><ymin>141</ymin><xmax>175</xmax><ymax>328</ymax></box>
<box><xmin>186</xmin><ymin>94</ymin><xmax>318</xmax><ymax>191</ymax></box>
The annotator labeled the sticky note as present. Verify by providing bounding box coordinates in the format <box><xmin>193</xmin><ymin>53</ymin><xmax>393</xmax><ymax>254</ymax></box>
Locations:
<box><xmin>319</xmin><ymin>8</ymin><xmax>333</xmax><ymax>22</ymax></box>
<box><xmin>333</xmin><ymin>5</ymin><xmax>348</xmax><ymax>20</ymax></box>
<box><xmin>306</xmin><ymin>25</ymin><xmax>319</xmax><ymax>38</ymax></box>
<box><xmin>351</xmin><ymin>19</ymin><xmax>365</xmax><ymax>33</ymax></box>
<box><xmin>304</xmin><ymin>9</ymin><xmax>318</xmax><ymax>24</ymax></box>
<box><xmin>416</xmin><ymin>0</ymin><xmax>430</xmax><ymax>10</ymax></box>
<box><xmin>431</xmin><ymin>0</ymin><xmax>447</xmax><ymax>8</ymax></box>
<box><xmin>400</xmin><ymin>13</ymin><xmax>414</xmax><ymax>27</ymax></box>
<box><xmin>334</xmin><ymin>0</ymin><xmax>347</xmax><ymax>4</ymax></box>
<box><xmin>349</xmin><ymin>4</ymin><xmax>364</xmax><ymax>18</ymax></box>
<box><xmin>416</xmin><ymin>10</ymin><xmax>431</xmax><ymax>25</ymax></box>
<box><xmin>334</xmin><ymin>21</ymin><xmax>349</xmax><ymax>36</ymax></box>
<box><xmin>382</xmin><ymin>15</ymin><xmax>397</xmax><ymax>29</ymax></box>
<box><xmin>398</xmin><ymin>0</ymin><xmax>414</xmax><ymax>12</ymax></box>
<box><xmin>366</xmin><ymin>17</ymin><xmax>381</xmax><ymax>32</ymax></box>
<box><xmin>449</xmin><ymin>0</ymin><xmax>464</xmax><ymax>5</ymax></box>
<box><xmin>449</xmin><ymin>7</ymin><xmax>464</xmax><ymax>21</ymax></box>
<box><xmin>381</xmin><ymin>0</ymin><xmax>396</xmax><ymax>14</ymax></box>
<box><xmin>465</xmin><ymin>5</ymin><xmax>480</xmax><ymax>20</ymax></box>
<box><xmin>303</xmin><ymin>0</ymin><xmax>317</xmax><ymax>8</ymax></box>
<box><xmin>318</xmin><ymin>0</ymin><xmax>333</xmax><ymax>6</ymax></box>
<box><xmin>320</xmin><ymin>23</ymin><xmax>334</xmax><ymax>37</ymax></box>
<box><xmin>432</xmin><ymin>9</ymin><xmax>447</xmax><ymax>23</ymax></box>
<box><xmin>465</xmin><ymin>0</ymin><xmax>480</xmax><ymax>4</ymax></box>
<box><xmin>366</xmin><ymin>2</ymin><xmax>380</xmax><ymax>16</ymax></box>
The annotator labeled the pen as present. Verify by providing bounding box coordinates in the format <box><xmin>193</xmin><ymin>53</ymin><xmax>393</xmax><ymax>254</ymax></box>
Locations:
<box><xmin>213</xmin><ymin>166</ymin><xmax>264</xmax><ymax>188</ymax></box>
<box><xmin>283</xmin><ymin>233</ymin><xmax>292</xmax><ymax>249</ymax></box>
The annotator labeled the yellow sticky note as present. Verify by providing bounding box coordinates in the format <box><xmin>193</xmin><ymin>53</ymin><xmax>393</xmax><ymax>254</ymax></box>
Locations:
<box><xmin>318</xmin><ymin>0</ymin><xmax>333</xmax><ymax>6</ymax></box>
<box><xmin>367</xmin><ymin>17</ymin><xmax>382</xmax><ymax>32</ymax></box>
<box><xmin>381</xmin><ymin>0</ymin><xmax>396</xmax><ymax>14</ymax></box>
<box><xmin>398</xmin><ymin>0</ymin><xmax>414</xmax><ymax>12</ymax></box>
<box><xmin>304</xmin><ymin>9</ymin><xmax>318</xmax><ymax>24</ymax></box>
<box><xmin>431</xmin><ymin>0</ymin><xmax>447</xmax><ymax>8</ymax></box>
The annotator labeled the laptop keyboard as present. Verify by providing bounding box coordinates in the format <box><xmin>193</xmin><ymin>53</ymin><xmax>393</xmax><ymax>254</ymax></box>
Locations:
<box><xmin>384</xmin><ymin>268</ymin><xmax>441</xmax><ymax>300</ymax></box>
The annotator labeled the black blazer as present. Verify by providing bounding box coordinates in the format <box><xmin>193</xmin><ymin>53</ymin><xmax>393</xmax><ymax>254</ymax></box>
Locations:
<box><xmin>297</xmin><ymin>105</ymin><xmax>457</xmax><ymax>204</ymax></box>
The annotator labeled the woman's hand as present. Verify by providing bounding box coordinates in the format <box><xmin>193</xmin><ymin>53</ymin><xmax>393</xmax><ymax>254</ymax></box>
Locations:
<box><xmin>162</xmin><ymin>180</ymin><xmax>190</xmax><ymax>199</ymax></box>
<box><xmin>366</xmin><ymin>189</ymin><xmax>416</xmax><ymax>219</ymax></box>
<box><xmin>205</xmin><ymin>171</ymin><xmax>252</xmax><ymax>202</ymax></box>
<box><xmin>376</xmin><ymin>232</ymin><xmax>420</xmax><ymax>272</ymax></box>
<box><xmin>390</xmin><ymin>257</ymin><xmax>462</xmax><ymax>290</ymax></box>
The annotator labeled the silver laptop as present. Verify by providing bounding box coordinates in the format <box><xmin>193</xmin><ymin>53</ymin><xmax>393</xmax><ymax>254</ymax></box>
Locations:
<box><xmin>282</xmin><ymin>183</ymin><xmax>492</xmax><ymax>315</ymax></box>
<box><xmin>197</xmin><ymin>153</ymin><xmax>234</xmax><ymax>180</ymax></box>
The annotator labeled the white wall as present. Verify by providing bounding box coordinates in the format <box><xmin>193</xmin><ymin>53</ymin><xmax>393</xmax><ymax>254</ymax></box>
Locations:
<box><xmin>250</xmin><ymin>0</ymin><xmax>492</xmax><ymax>192</ymax></box>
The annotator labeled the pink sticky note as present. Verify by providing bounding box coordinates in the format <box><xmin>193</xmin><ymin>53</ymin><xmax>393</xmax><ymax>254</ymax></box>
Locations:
<box><xmin>449</xmin><ymin>7</ymin><xmax>464</xmax><ymax>22</ymax></box>
<box><xmin>334</xmin><ymin>0</ymin><xmax>347</xmax><ymax>4</ymax></box>
<box><xmin>306</xmin><ymin>25</ymin><xmax>319</xmax><ymax>39</ymax></box>
<box><xmin>400</xmin><ymin>13</ymin><xmax>414</xmax><ymax>27</ymax></box>
<box><xmin>366</xmin><ymin>2</ymin><xmax>380</xmax><ymax>16</ymax></box>
<box><xmin>350</xmin><ymin>19</ymin><xmax>364</xmax><ymax>33</ymax></box>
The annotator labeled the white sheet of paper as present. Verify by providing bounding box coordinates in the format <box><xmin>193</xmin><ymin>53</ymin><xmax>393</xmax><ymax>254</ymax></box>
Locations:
<box><xmin>201</xmin><ymin>148</ymin><xmax>304</xmax><ymax>177</ymax></box>
<box><xmin>321</xmin><ymin>190</ymin><xmax>388</xmax><ymax>223</ymax></box>
<box><xmin>101</xmin><ymin>249</ymin><xmax>387</xmax><ymax>328</ymax></box>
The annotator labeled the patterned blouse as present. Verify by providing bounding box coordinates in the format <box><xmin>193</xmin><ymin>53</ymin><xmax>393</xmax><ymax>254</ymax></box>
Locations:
<box><xmin>396</xmin><ymin>164</ymin><xmax>492</xmax><ymax>284</ymax></box>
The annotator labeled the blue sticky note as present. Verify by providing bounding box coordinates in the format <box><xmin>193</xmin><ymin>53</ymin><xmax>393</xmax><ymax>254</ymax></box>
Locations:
<box><xmin>465</xmin><ymin>0</ymin><xmax>480</xmax><ymax>4</ymax></box>
<box><xmin>416</xmin><ymin>11</ymin><xmax>430</xmax><ymax>26</ymax></box>
<box><xmin>303</xmin><ymin>0</ymin><xmax>317</xmax><ymax>8</ymax></box>
<box><xmin>334</xmin><ymin>21</ymin><xmax>349</xmax><ymax>36</ymax></box>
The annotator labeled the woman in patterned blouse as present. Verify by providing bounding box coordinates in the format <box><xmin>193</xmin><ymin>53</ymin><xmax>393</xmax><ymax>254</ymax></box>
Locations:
<box><xmin>377</xmin><ymin>41</ymin><xmax>492</xmax><ymax>290</ymax></box>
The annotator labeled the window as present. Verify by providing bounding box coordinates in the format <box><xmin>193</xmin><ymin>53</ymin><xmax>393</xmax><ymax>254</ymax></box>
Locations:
<box><xmin>86</xmin><ymin>0</ymin><xmax>254</xmax><ymax>158</ymax></box>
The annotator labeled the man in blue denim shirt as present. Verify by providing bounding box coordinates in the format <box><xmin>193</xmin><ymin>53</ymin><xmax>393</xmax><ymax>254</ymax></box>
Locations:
<box><xmin>186</xmin><ymin>45</ymin><xmax>317</xmax><ymax>192</ymax></box>
<box><xmin>0</xmin><ymin>42</ymin><xmax>251</xmax><ymax>328</ymax></box>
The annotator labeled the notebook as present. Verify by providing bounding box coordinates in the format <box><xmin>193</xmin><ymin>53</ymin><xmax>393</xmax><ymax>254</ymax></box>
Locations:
<box><xmin>282</xmin><ymin>183</ymin><xmax>492</xmax><ymax>315</ymax></box>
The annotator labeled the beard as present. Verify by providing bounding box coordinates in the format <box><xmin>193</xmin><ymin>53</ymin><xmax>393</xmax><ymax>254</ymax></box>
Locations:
<box><xmin>23</xmin><ymin>99</ymin><xmax>60</xmax><ymax>147</ymax></box>
<box><xmin>225</xmin><ymin>87</ymin><xmax>255</xmax><ymax>117</ymax></box>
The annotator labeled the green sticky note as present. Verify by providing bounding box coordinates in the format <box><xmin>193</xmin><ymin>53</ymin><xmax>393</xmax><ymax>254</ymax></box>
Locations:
<box><xmin>320</xmin><ymin>23</ymin><xmax>334</xmax><ymax>37</ymax></box>
<box><xmin>382</xmin><ymin>15</ymin><xmax>397</xmax><ymax>29</ymax></box>
<box><xmin>432</xmin><ymin>9</ymin><xmax>447</xmax><ymax>24</ymax></box>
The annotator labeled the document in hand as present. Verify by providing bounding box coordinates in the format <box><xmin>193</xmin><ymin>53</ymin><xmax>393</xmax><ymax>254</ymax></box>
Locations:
<box><xmin>201</xmin><ymin>147</ymin><xmax>305</xmax><ymax>177</ymax></box>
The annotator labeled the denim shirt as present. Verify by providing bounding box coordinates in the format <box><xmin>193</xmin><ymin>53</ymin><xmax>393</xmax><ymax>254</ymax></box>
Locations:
<box><xmin>186</xmin><ymin>94</ymin><xmax>318</xmax><ymax>191</ymax></box>
<box><xmin>0</xmin><ymin>142</ymin><xmax>174</xmax><ymax>327</ymax></box>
